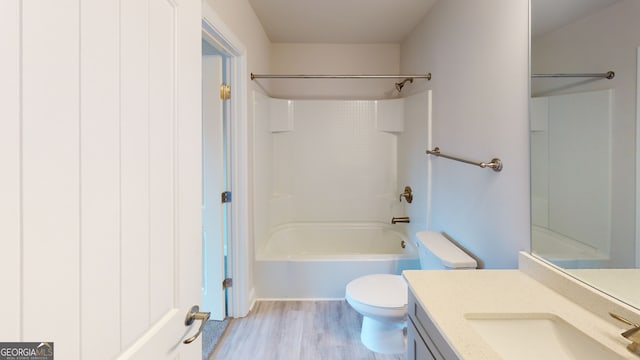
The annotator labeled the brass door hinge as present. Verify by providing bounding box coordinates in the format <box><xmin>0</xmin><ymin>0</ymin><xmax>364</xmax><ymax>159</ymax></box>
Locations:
<box><xmin>220</xmin><ymin>83</ymin><xmax>231</xmax><ymax>100</ymax></box>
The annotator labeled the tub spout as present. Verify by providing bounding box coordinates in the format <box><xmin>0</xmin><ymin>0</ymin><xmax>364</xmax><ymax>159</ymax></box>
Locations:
<box><xmin>391</xmin><ymin>216</ymin><xmax>410</xmax><ymax>224</ymax></box>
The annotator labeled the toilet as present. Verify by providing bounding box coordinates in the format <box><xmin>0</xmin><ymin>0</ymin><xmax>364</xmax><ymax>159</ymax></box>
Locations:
<box><xmin>345</xmin><ymin>231</ymin><xmax>477</xmax><ymax>354</ymax></box>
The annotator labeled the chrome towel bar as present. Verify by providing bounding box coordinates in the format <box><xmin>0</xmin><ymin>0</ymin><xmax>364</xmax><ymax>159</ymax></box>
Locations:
<box><xmin>250</xmin><ymin>73</ymin><xmax>432</xmax><ymax>80</ymax></box>
<box><xmin>426</xmin><ymin>147</ymin><xmax>503</xmax><ymax>172</ymax></box>
<box><xmin>531</xmin><ymin>71</ymin><xmax>614</xmax><ymax>79</ymax></box>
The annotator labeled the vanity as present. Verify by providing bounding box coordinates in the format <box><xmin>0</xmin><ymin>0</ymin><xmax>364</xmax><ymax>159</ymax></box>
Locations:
<box><xmin>404</xmin><ymin>253</ymin><xmax>640</xmax><ymax>360</ymax></box>
<box><xmin>407</xmin><ymin>286</ymin><xmax>458</xmax><ymax>360</ymax></box>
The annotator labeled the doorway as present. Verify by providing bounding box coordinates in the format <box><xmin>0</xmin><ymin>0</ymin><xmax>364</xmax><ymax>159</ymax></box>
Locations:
<box><xmin>201</xmin><ymin>38</ymin><xmax>231</xmax><ymax>321</ymax></box>
<box><xmin>201</xmin><ymin>10</ymin><xmax>252</xmax><ymax>323</ymax></box>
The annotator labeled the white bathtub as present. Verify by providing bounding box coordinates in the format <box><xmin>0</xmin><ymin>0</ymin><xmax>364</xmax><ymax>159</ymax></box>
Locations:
<box><xmin>531</xmin><ymin>225</ymin><xmax>609</xmax><ymax>268</ymax></box>
<box><xmin>254</xmin><ymin>223</ymin><xmax>420</xmax><ymax>299</ymax></box>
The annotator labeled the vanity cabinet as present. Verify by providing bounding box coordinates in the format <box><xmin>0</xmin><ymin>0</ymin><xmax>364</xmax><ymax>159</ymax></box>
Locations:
<box><xmin>407</xmin><ymin>289</ymin><xmax>459</xmax><ymax>360</ymax></box>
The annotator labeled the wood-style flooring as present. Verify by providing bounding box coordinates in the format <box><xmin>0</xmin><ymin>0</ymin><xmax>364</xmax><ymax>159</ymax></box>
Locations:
<box><xmin>210</xmin><ymin>300</ymin><xmax>406</xmax><ymax>360</ymax></box>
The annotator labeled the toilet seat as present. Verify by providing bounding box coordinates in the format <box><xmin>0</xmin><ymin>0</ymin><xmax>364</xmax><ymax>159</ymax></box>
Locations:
<box><xmin>345</xmin><ymin>274</ymin><xmax>407</xmax><ymax>310</ymax></box>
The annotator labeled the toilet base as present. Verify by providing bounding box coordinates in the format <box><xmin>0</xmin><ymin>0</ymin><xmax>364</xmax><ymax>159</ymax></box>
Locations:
<box><xmin>360</xmin><ymin>316</ymin><xmax>407</xmax><ymax>354</ymax></box>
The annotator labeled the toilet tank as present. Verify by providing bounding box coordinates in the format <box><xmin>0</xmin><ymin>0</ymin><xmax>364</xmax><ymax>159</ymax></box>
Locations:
<box><xmin>416</xmin><ymin>231</ymin><xmax>477</xmax><ymax>270</ymax></box>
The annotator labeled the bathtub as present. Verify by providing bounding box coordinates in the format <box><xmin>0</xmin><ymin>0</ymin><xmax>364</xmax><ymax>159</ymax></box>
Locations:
<box><xmin>531</xmin><ymin>225</ymin><xmax>609</xmax><ymax>268</ymax></box>
<box><xmin>254</xmin><ymin>222</ymin><xmax>420</xmax><ymax>299</ymax></box>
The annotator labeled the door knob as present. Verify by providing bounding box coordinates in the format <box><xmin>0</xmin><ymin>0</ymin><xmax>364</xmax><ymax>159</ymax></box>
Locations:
<box><xmin>184</xmin><ymin>305</ymin><xmax>211</xmax><ymax>344</ymax></box>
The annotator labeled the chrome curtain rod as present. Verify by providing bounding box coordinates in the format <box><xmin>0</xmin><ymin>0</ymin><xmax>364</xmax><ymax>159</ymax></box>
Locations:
<box><xmin>531</xmin><ymin>71</ymin><xmax>615</xmax><ymax>79</ymax></box>
<box><xmin>250</xmin><ymin>73</ymin><xmax>432</xmax><ymax>80</ymax></box>
<box><xmin>426</xmin><ymin>147</ymin><xmax>503</xmax><ymax>172</ymax></box>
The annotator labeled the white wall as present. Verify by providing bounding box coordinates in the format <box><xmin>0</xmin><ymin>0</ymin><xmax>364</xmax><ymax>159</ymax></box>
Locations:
<box><xmin>268</xmin><ymin>43</ymin><xmax>401</xmax><ymax>99</ymax></box>
<box><xmin>532</xmin><ymin>0</ymin><xmax>639</xmax><ymax>267</ymax></box>
<box><xmin>400</xmin><ymin>0</ymin><xmax>531</xmax><ymax>268</ymax></box>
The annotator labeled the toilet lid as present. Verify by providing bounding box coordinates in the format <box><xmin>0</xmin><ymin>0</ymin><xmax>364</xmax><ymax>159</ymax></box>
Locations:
<box><xmin>346</xmin><ymin>274</ymin><xmax>407</xmax><ymax>309</ymax></box>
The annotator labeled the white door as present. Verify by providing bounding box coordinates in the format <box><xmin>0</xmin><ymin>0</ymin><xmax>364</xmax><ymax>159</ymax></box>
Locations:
<box><xmin>202</xmin><ymin>52</ymin><xmax>227</xmax><ymax>320</ymax></box>
<box><xmin>0</xmin><ymin>0</ymin><xmax>203</xmax><ymax>359</ymax></box>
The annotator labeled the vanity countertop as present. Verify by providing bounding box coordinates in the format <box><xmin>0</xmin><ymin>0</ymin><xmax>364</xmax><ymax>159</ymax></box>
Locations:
<box><xmin>403</xmin><ymin>269</ymin><xmax>637</xmax><ymax>359</ymax></box>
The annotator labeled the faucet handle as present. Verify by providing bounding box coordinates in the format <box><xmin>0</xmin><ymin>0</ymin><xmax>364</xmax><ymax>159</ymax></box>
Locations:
<box><xmin>399</xmin><ymin>186</ymin><xmax>413</xmax><ymax>203</ymax></box>
<box><xmin>610</xmin><ymin>313</ymin><xmax>640</xmax><ymax>356</ymax></box>
<box><xmin>610</xmin><ymin>312</ymin><xmax>639</xmax><ymax>328</ymax></box>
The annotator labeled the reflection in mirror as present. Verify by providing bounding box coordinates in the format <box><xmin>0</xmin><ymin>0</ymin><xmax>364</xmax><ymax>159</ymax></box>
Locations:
<box><xmin>531</xmin><ymin>90</ymin><xmax>612</xmax><ymax>267</ymax></box>
<box><xmin>531</xmin><ymin>0</ymin><xmax>640</xmax><ymax>309</ymax></box>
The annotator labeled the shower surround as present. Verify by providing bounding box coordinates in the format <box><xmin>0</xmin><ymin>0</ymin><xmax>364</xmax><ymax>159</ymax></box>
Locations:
<box><xmin>253</xmin><ymin>92</ymin><xmax>428</xmax><ymax>299</ymax></box>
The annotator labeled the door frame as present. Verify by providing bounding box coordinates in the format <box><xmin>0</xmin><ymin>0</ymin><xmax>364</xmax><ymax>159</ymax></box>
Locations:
<box><xmin>636</xmin><ymin>47</ymin><xmax>640</xmax><ymax>267</ymax></box>
<box><xmin>202</xmin><ymin>7</ymin><xmax>252</xmax><ymax>317</ymax></box>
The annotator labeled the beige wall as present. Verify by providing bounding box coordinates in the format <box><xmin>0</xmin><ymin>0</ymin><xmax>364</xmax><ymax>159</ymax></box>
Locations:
<box><xmin>400</xmin><ymin>0</ymin><xmax>531</xmax><ymax>268</ymax></box>
<box><xmin>268</xmin><ymin>43</ymin><xmax>401</xmax><ymax>99</ymax></box>
<box><xmin>204</xmin><ymin>1</ymin><xmax>401</xmax><ymax>100</ymax></box>
<box><xmin>204</xmin><ymin>0</ymin><xmax>271</xmax><ymax>79</ymax></box>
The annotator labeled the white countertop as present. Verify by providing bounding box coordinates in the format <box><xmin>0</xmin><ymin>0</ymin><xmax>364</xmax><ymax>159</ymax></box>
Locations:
<box><xmin>403</xmin><ymin>269</ymin><xmax>637</xmax><ymax>359</ymax></box>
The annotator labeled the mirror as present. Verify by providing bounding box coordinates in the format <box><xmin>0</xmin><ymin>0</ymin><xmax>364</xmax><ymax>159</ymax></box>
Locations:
<box><xmin>530</xmin><ymin>0</ymin><xmax>640</xmax><ymax>309</ymax></box>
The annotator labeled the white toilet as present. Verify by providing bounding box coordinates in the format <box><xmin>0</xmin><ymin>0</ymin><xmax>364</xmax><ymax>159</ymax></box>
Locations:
<box><xmin>345</xmin><ymin>231</ymin><xmax>477</xmax><ymax>354</ymax></box>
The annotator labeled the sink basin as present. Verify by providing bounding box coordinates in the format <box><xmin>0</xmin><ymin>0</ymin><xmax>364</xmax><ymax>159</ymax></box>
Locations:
<box><xmin>465</xmin><ymin>313</ymin><xmax>627</xmax><ymax>360</ymax></box>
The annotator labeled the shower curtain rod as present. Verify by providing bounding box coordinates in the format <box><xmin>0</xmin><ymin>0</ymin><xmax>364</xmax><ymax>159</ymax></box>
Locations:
<box><xmin>531</xmin><ymin>71</ymin><xmax>615</xmax><ymax>79</ymax></box>
<box><xmin>250</xmin><ymin>73</ymin><xmax>432</xmax><ymax>80</ymax></box>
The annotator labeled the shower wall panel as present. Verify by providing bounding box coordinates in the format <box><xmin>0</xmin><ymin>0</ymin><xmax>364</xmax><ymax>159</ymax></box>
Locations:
<box><xmin>272</xmin><ymin>100</ymin><xmax>400</xmax><ymax>224</ymax></box>
<box><xmin>253</xmin><ymin>92</ymin><xmax>273</xmax><ymax>253</ymax></box>
<box><xmin>253</xmin><ymin>94</ymin><xmax>410</xmax><ymax>253</ymax></box>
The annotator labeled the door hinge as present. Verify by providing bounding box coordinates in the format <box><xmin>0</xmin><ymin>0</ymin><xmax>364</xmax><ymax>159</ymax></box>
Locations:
<box><xmin>221</xmin><ymin>191</ymin><xmax>232</xmax><ymax>203</ymax></box>
<box><xmin>220</xmin><ymin>83</ymin><xmax>231</xmax><ymax>100</ymax></box>
<box><xmin>222</xmin><ymin>278</ymin><xmax>233</xmax><ymax>289</ymax></box>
